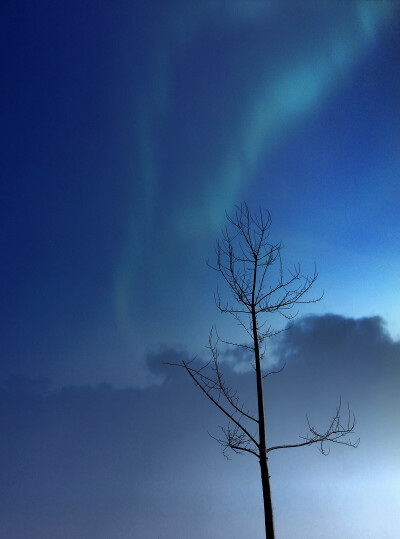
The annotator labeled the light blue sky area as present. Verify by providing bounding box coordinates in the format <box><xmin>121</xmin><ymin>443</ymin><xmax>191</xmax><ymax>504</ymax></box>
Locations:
<box><xmin>112</xmin><ymin>1</ymin><xmax>400</xmax><ymax>381</ymax></box>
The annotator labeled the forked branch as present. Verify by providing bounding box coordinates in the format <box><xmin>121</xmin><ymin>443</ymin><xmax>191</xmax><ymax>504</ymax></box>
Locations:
<box><xmin>267</xmin><ymin>398</ymin><xmax>359</xmax><ymax>455</ymax></box>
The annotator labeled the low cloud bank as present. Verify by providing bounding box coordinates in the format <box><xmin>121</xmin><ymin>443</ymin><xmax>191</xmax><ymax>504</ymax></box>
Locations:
<box><xmin>1</xmin><ymin>314</ymin><xmax>399</xmax><ymax>538</ymax></box>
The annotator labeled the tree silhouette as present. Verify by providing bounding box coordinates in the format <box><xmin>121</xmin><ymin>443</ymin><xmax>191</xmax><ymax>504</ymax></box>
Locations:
<box><xmin>170</xmin><ymin>204</ymin><xmax>359</xmax><ymax>539</ymax></box>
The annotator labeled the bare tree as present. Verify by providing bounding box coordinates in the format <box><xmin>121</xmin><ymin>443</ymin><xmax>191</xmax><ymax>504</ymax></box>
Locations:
<box><xmin>170</xmin><ymin>204</ymin><xmax>359</xmax><ymax>539</ymax></box>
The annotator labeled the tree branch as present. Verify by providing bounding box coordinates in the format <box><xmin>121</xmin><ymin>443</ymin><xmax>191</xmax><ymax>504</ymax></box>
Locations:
<box><xmin>182</xmin><ymin>360</ymin><xmax>259</xmax><ymax>448</ymax></box>
<box><xmin>267</xmin><ymin>399</ymin><xmax>359</xmax><ymax>455</ymax></box>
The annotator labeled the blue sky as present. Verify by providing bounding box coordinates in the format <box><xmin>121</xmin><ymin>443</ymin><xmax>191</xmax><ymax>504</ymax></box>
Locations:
<box><xmin>2</xmin><ymin>2</ymin><xmax>400</xmax><ymax>537</ymax></box>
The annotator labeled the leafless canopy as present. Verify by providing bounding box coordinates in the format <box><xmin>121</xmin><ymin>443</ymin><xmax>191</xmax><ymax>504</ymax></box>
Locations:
<box><xmin>169</xmin><ymin>203</ymin><xmax>358</xmax><ymax>459</ymax></box>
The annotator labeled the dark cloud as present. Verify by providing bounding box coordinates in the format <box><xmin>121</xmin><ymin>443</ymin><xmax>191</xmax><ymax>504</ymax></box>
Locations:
<box><xmin>145</xmin><ymin>346</ymin><xmax>189</xmax><ymax>378</ymax></box>
<box><xmin>1</xmin><ymin>315</ymin><xmax>399</xmax><ymax>538</ymax></box>
<box><xmin>271</xmin><ymin>314</ymin><xmax>399</xmax><ymax>404</ymax></box>
<box><xmin>275</xmin><ymin>314</ymin><xmax>396</xmax><ymax>367</ymax></box>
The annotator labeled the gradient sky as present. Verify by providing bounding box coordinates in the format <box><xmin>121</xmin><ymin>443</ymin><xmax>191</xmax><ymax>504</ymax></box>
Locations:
<box><xmin>2</xmin><ymin>2</ymin><xmax>400</xmax><ymax>538</ymax></box>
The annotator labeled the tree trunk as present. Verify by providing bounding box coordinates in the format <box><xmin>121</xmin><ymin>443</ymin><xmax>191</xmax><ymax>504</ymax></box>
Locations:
<box><xmin>259</xmin><ymin>451</ymin><xmax>275</xmax><ymax>539</ymax></box>
<box><xmin>252</xmin><ymin>310</ymin><xmax>275</xmax><ymax>539</ymax></box>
